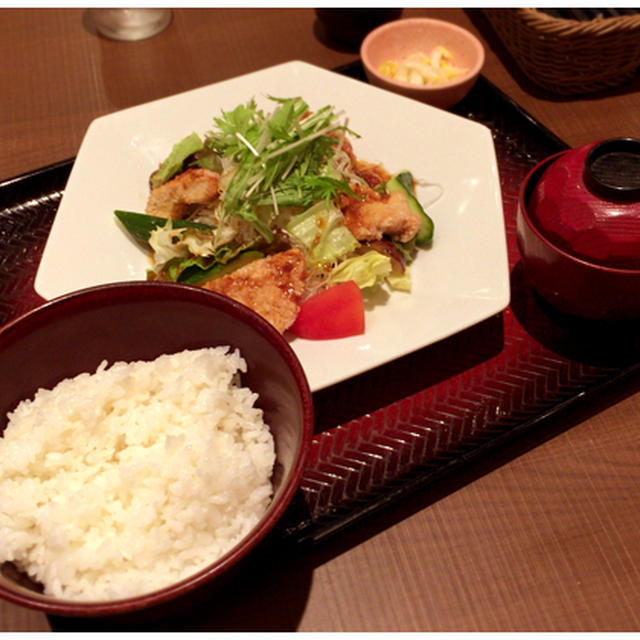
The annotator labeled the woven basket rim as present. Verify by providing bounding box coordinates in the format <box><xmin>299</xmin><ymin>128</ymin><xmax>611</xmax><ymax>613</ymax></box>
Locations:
<box><xmin>508</xmin><ymin>7</ymin><xmax>640</xmax><ymax>36</ymax></box>
<box><xmin>483</xmin><ymin>8</ymin><xmax>640</xmax><ymax>95</ymax></box>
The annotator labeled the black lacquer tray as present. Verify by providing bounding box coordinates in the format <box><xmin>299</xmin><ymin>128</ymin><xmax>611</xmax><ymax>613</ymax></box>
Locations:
<box><xmin>1</xmin><ymin>61</ymin><xmax>639</xmax><ymax>553</ymax></box>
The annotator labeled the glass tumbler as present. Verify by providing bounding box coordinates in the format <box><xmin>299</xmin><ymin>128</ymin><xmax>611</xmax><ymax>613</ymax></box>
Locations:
<box><xmin>91</xmin><ymin>8</ymin><xmax>172</xmax><ymax>41</ymax></box>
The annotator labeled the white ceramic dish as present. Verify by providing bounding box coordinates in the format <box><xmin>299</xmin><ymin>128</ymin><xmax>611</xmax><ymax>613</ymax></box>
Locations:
<box><xmin>35</xmin><ymin>60</ymin><xmax>509</xmax><ymax>392</ymax></box>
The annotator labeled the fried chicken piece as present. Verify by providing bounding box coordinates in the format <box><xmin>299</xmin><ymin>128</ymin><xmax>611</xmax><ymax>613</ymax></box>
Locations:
<box><xmin>203</xmin><ymin>249</ymin><xmax>307</xmax><ymax>334</ymax></box>
<box><xmin>336</xmin><ymin>137</ymin><xmax>420</xmax><ymax>243</ymax></box>
<box><xmin>338</xmin><ymin>136</ymin><xmax>392</xmax><ymax>189</ymax></box>
<box><xmin>146</xmin><ymin>168</ymin><xmax>220</xmax><ymax>219</ymax></box>
<box><xmin>340</xmin><ymin>188</ymin><xmax>422</xmax><ymax>244</ymax></box>
<box><xmin>354</xmin><ymin>160</ymin><xmax>392</xmax><ymax>190</ymax></box>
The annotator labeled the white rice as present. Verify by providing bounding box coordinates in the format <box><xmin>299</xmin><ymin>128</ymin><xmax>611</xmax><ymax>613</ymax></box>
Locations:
<box><xmin>0</xmin><ymin>347</ymin><xmax>275</xmax><ymax>601</ymax></box>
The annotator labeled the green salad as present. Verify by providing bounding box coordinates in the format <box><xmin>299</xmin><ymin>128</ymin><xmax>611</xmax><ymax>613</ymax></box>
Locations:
<box><xmin>115</xmin><ymin>95</ymin><xmax>434</xmax><ymax>336</ymax></box>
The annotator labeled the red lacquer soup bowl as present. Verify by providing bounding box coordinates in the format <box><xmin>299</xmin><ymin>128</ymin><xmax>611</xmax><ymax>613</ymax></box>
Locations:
<box><xmin>517</xmin><ymin>138</ymin><xmax>640</xmax><ymax>320</ymax></box>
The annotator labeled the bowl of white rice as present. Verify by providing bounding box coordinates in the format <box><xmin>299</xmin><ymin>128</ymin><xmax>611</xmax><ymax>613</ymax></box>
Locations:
<box><xmin>0</xmin><ymin>281</ymin><xmax>313</xmax><ymax>618</ymax></box>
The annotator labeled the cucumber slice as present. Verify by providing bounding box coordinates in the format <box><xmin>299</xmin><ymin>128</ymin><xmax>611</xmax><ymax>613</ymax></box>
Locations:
<box><xmin>114</xmin><ymin>210</ymin><xmax>214</xmax><ymax>245</ymax></box>
<box><xmin>386</xmin><ymin>171</ymin><xmax>434</xmax><ymax>245</ymax></box>
<box><xmin>178</xmin><ymin>250</ymin><xmax>264</xmax><ymax>285</ymax></box>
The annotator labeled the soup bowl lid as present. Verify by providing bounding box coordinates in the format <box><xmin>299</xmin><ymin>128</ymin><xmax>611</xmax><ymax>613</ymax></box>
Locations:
<box><xmin>528</xmin><ymin>137</ymin><xmax>640</xmax><ymax>270</ymax></box>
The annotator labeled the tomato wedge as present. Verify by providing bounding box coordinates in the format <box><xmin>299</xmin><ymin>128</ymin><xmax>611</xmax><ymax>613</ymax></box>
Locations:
<box><xmin>289</xmin><ymin>280</ymin><xmax>365</xmax><ymax>340</ymax></box>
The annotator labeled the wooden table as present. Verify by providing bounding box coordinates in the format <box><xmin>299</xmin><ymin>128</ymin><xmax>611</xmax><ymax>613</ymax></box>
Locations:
<box><xmin>2</xmin><ymin>8</ymin><xmax>640</xmax><ymax>632</ymax></box>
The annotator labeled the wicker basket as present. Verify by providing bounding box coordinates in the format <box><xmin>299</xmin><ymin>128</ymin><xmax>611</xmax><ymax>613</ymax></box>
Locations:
<box><xmin>483</xmin><ymin>8</ymin><xmax>640</xmax><ymax>95</ymax></box>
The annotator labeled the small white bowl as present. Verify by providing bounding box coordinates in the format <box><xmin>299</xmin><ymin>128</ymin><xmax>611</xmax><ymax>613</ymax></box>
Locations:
<box><xmin>361</xmin><ymin>17</ymin><xmax>485</xmax><ymax>109</ymax></box>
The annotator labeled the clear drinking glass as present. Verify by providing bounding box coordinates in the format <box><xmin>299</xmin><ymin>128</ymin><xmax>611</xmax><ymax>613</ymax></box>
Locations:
<box><xmin>91</xmin><ymin>8</ymin><xmax>172</xmax><ymax>41</ymax></box>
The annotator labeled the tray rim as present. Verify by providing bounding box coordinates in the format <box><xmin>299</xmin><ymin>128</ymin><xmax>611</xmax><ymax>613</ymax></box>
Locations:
<box><xmin>1</xmin><ymin>63</ymin><xmax>639</xmax><ymax>550</ymax></box>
